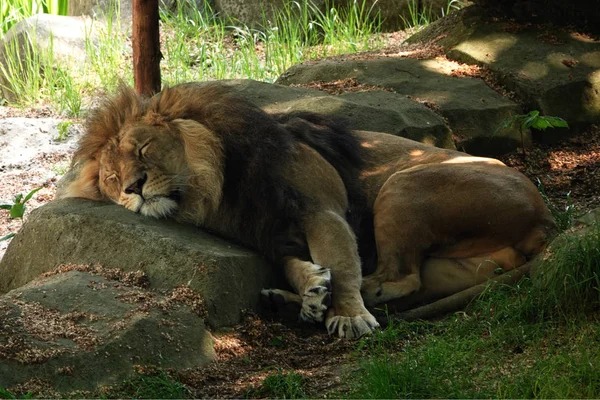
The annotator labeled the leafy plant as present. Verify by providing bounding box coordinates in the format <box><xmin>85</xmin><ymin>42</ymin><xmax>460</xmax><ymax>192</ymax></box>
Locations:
<box><xmin>1</xmin><ymin>187</ymin><xmax>42</xmax><ymax>219</ymax></box>
<box><xmin>497</xmin><ymin>110</ymin><xmax>569</xmax><ymax>156</ymax></box>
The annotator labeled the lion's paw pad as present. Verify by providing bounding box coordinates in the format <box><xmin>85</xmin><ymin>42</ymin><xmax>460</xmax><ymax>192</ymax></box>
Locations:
<box><xmin>300</xmin><ymin>266</ymin><xmax>331</xmax><ymax>323</ymax></box>
<box><xmin>326</xmin><ymin>314</ymin><xmax>380</xmax><ymax>339</ymax></box>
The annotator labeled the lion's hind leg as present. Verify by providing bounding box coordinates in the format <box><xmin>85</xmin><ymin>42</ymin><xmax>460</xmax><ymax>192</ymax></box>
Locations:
<box><xmin>420</xmin><ymin>247</ymin><xmax>527</xmax><ymax>299</ymax></box>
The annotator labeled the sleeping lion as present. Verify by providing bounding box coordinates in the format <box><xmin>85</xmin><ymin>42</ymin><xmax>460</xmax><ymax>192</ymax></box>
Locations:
<box><xmin>60</xmin><ymin>82</ymin><xmax>555</xmax><ymax>338</ymax></box>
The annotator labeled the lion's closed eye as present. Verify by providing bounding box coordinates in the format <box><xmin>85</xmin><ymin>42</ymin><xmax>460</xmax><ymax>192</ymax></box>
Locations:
<box><xmin>104</xmin><ymin>173</ymin><xmax>119</xmax><ymax>184</ymax></box>
<box><xmin>138</xmin><ymin>141</ymin><xmax>151</xmax><ymax>160</ymax></box>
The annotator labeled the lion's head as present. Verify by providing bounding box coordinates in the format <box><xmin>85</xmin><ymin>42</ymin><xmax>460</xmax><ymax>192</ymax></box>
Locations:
<box><xmin>60</xmin><ymin>84</ymin><xmax>225</xmax><ymax>223</ymax></box>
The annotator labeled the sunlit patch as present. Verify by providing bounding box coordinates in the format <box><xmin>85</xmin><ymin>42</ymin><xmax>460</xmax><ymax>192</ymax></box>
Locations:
<box><xmin>360</xmin><ymin>139</ymin><xmax>381</xmax><ymax>148</ymax></box>
<box><xmin>360</xmin><ymin>163</ymin><xmax>393</xmax><ymax>178</ymax></box>
<box><xmin>213</xmin><ymin>335</ymin><xmax>247</xmax><ymax>359</ymax></box>
<box><xmin>442</xmin><ymin>156</ymin><xmax>504</xmax><ymax>165</ymax></box>
<box><xmin>409</xmin><ymin>149</ymin><xmax>424</xmax><ymax>157</ymax></box>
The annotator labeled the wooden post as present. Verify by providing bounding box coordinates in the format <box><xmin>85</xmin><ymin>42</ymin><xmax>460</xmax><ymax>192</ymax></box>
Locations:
<box><xmin>132</xmin><ymin>0</ymin><xmax>161</xmax><ymax>96</ymax></box>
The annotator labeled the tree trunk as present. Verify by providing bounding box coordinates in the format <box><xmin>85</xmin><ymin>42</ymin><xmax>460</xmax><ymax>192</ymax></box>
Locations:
<box><xmin>132</xmin><ymin>0</ymin><xmax>161</xmax><ymax>96</ymax></box>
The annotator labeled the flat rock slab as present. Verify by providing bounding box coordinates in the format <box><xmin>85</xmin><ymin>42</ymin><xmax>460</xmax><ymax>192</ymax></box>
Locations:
<box><xmin>0</xmin><ymin>269</ymin><xmax>214</xmax><ymax>393</ymax></box>
<box><xmin>276</xmin><ymin>57</ymin><xmax>522</xmax><ymax>154</ymax></box>
<box><xmin>409</xmin><ymin>6</ymin><xmax>600</xmax><ymax>130</ymax></box>
<box><xmin>224</xmin><ymin>79</ymin><xmax>453</xmax><ymax>148</ymax></box>
<box><xmin>0</xmin><ymin>198</ymin><xmax>274</xmax><ymax>329</ymax></box>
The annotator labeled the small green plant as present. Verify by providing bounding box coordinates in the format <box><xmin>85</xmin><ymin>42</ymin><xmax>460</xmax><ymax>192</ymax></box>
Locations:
<box><xmin>51</xmin><ymin>162</ymin><xmax>69</xmax><ymax>175</ymax></box>
<box><xmin>258</xmin><ymin>370</ymin><xmax>306</xmax><ymax>399</ymax></box>
<box><xmin>1</xmin><ymin>187</ymin><xmax>42</xmax><ymax>241</ymax></box>
<box><xmin>55</xmin><ymin>120</ymin><xmax>74</xmax><ymax>141</ymax></box>
<box><xmin>1</xmin><ymin>187</ymin><xmax>42</xmax><ymax>219</ymax></box>
<box><xmin>497</xmin><ymin>110</ymin><xmax>569</xmax><ymax>156</ymax></box>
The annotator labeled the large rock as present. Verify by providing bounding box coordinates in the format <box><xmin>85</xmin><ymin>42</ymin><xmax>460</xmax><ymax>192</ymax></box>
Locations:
<box><xmin>0</xmin><ymin>14</ymin><xmax>101</xmax><ymax>102</ymax></box>
<box><xmin>0</xmin><ymin>198</ymin><xmax>274</xmax><ymax>329</ymax></box>
<box><xmin>226</xmin><ymin>79</ymin><xmax>453</xmax><ymax>147</ymax></box>
<box><xmin>276</xmin><ymin>58</ymin><xmax>522</xmax><ymax>154</ymax></box>
<box><xmin>0</xmin><ymin>269</ymin><xmax>215</xmax><ymax>393</ymax></box>
<box><xmin>408</xmin><ymin>6</ymin><xmax>600</xmax><ymax>132</ymax></box>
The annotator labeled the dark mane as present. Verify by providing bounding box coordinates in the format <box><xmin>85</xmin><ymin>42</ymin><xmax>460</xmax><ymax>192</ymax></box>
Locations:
<box><xmin>151</xmin><ymin>82</ymin><xmax>311</xmax><ymax>261</ymax></box>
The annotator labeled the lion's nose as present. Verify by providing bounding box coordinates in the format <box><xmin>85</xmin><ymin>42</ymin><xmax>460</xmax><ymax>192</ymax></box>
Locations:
<box><xmin>124</xmin><ymin>174</ymin><xmax>147</xmax><ymax>195</ymax></box>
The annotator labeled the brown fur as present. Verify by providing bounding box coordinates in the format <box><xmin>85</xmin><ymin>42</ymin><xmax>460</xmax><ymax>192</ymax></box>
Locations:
<box><xmin>354</xmin><ymin>130</ymin><xmax>556</xmax><ymax>306</ymax></box>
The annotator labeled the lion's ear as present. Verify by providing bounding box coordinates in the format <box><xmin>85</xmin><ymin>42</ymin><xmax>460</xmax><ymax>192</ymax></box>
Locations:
<box><xmin>56</xmin><ymin>159</ymin><xmax>103</xmax><ymax>201</ymax></box>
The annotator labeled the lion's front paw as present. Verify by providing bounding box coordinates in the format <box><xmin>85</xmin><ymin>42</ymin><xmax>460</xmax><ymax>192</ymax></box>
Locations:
<box><xmin>299</xmin><ymin>265</ymin><xmax>332</xmax><ymax>323</ymax></box>
<box><xmin>326</xmin><ymin>312</ymin><xmax>380</xmax><ymax>339</ymax></box>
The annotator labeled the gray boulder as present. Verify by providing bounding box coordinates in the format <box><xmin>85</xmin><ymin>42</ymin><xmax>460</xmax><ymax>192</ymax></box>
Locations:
<box><xmin>225</xmin><ymin>79</ymin><xmax>453</xmax><ymax>147</ymax></box>
<box><xmin>0</xmin><ymin>199</ymin><xmax>274</xmax><ymax>329</ymax></box>
<box><xmin>408</xmin><ymin>6</ymin><xmax>600</xmax><ymax>133</ymax></box>
<box><xmin>276</xmin><ymin>58</ymin><xmax>522</xmax><ymax>155</ymax></box>
<box><xmin>0</xmin><ymin>269</ymin><xmax>215</xmax><ymax>393</ymax></box>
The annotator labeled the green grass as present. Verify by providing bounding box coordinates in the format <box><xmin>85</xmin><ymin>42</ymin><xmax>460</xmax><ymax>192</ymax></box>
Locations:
<box><xmin>1</xmin><ymin>0</ymin><xmax>68</xmax><ymax>38</ymax></box>
<box><xmin>0</xmin><ymin>387</ymin><xmax>32</xmax><ymax>399</ymax></box>
<box><xmin>400</xmin><ymin>0</ymin><xmax>463</xmax><ymax>31</ymax></box>
<box><xmin>2</xmin><ymin>0</ymin><xmax>386</xmax><ymax>113</ymax></box>
<box><xmin>349</xmin><ymin>223</ymin><xmax>600</xmax><ymax>399</ymax></box>
<box><xmin>115</xmin><ymin>371</ymin><xmax>191</xmax><ymax>399</ymax></box>
<box><xmin>252</xmin><ymin>370</ymin><xmax>307</xmax><ymax>399</ymax></box>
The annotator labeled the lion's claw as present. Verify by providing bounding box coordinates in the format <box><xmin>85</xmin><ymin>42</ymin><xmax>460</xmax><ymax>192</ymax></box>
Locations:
<box><xmin>299</xmin><ymin>265</ymin><xmax>332</xmax><ymax>323</ymax></box>
<box><xmin>326</xmin><ymin>313</ymin><xmax>380</xmax><ymax>339</ymax></box>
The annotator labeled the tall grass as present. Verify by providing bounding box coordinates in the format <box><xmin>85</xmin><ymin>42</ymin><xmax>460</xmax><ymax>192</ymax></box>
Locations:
<box><xmin>1</xmin><ymin>0</ymin><xmax>68</xmax><ymax>38</ymax></box>
<box><xmin>532</xmin><ymin>223</ymin><xmax>600</xmax><ymax>318</ymax></box>
<box><xmin>400</xmin><ymin>0</ymin><xmax>463</xmax><ymax>30</ymax></box>
<box><xmin>2</xmin><ymin>0</ymin><xmax>385</xmax><ymax>112</ymax></box>
<box><xmin>158</xmin><ymin>0</ymin><xmax>384</xmax><ymax>85</ymax></box>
